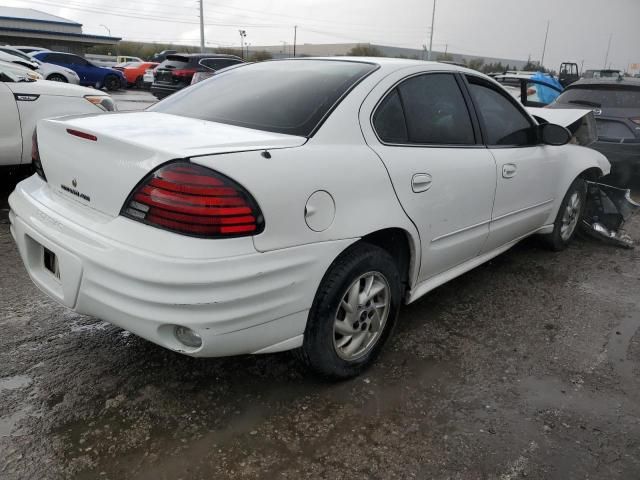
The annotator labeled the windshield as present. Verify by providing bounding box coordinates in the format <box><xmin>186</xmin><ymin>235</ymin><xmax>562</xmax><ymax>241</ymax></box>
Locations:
<box><xmin>150</xmin><ymin>60</ymin><xmax>377</xmax><ymax>137</ymax></box>
<box><xmin>0</xmin><ymin>48</ymin><xmax>32</xmax><ymax>61</ymax></box>
<box><xmin>0</xmin><ymin>67</ymin><xmax>19</xmax><ymax>82</ymax></box>
<box><xmin>556</xmin><ymin>85</ymin><xmax>640</xmax><ymax>108</ymax></box>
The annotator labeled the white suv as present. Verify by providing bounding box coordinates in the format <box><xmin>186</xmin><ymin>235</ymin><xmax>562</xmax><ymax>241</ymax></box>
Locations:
<box><xmin>0</xmin><ymin>61</ymin><xmax>115</xmax><ymax>170</ymax></box>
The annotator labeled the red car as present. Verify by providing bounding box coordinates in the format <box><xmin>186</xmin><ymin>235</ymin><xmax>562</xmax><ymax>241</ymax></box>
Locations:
<box><xmin>114</xmin><ymin>61</ymin><xmax>159</xmax><ymax>89</ymax></box>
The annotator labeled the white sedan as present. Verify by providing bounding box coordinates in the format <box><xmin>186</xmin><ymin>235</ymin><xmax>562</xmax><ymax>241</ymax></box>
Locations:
<box><xmin>0</xmin><ymin>61</ymin><xmax>115</xmax><ymax>169</ymax></box>
<box><xmin>9</xmin><ymin>58</ymin><xmax>610</xmax><ymax>378</ymax></box>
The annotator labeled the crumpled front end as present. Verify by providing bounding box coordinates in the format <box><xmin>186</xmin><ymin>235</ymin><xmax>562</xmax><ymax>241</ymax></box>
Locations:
<box><xmin>583</xmin><ymin>182</ymin><xmax>640</xmax><ymax>248</ymax></box>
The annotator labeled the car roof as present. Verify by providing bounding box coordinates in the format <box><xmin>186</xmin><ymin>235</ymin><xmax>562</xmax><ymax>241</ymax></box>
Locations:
<box><xmin>168</xmin><ymin>53</ymin><xmax>242</xmax><ymax>60</ymax></box>
<box><xmin>568</xmin><ymin>77</ymin><xmax>640</xmax><ymax>87</ymax></box>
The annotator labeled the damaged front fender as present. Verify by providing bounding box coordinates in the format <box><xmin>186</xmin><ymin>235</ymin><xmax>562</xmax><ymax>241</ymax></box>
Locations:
<box><xmin>583</xmin><ymin>182</ymin><xmax>640</xmax><ymax>248</ymax></box>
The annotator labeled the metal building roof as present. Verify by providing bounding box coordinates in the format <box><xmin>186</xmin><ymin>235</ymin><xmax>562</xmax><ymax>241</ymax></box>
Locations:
<box><xmin>0</xmin><ymin>7</ymin><xmax>82</xmax><ymax>26</ymax></box>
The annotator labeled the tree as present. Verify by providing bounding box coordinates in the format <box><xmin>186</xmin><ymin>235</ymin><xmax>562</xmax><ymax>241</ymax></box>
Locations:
<box><xmin>467</xmin><ymin>58</ymin><xmax>485</xmax><ymax>71</ymax></box>
<box><xmin>347</xmin><ymin>44</ymin><xmax>383</xmax><ymax>57</ymax></box>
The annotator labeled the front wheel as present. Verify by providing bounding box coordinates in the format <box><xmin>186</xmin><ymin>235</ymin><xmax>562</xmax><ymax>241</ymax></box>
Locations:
<box><xmin>104</xmin><ymin>75</ymin><xmax>121</xmax><ymax>91</ymax></box>
<box><xmin>297</xmin><ymin>243</ymin><xmax>402</xmax><ymax>379</ymax></box>
<box><xmin>542</xmin><ymin>177</ymin><xmax>586</xmax><ymax>251</ymax></box>
<box><xmin>47</xmin><ymin>73</ymin><xmax>67</xmax><ymax>82</ymax></box>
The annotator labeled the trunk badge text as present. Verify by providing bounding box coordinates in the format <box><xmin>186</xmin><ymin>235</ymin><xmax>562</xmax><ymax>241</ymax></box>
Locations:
<box><xmin>61</xmin><ymin>180</ymin><xmax>90</xmax><ymax>203</ymax></box>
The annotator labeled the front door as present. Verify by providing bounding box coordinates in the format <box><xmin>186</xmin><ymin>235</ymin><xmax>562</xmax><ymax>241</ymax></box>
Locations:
<box><xmin>464</xmin><ymin>75</ymin><xmax>559</xmax><ymax>252</ymax></box>
<box><xmin>361</xmin><ymin>70</ymin><xmax>497</xmax><ymax>282</ymax></box>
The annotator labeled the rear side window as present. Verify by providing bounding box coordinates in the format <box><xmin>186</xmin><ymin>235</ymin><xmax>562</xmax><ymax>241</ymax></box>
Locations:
<box><xmin>467</xmin><ymin>77</ymin><xmax>535</xmax><ymax>146</ymax></box>
<box><xmin>556</xmin><ymin>85</ymin><xmax>640</xmax><ymax>108</ymax></box>
<box><xmin>373</xmin><ymin>90</ymin><xmax>408</xmax><ymax>143</ymax></box>
<box><xmin>373</xmin><ymin>73</ymin><xmax>475</xmax><ymax>145</ymax></box>
<box><xmin>151</xmin><ymin>60</ymin><xmax>377</xmax><ymax>137</ymax></box>
<box><xmin>200</xmin><ymin>58</ymin><xmax>241</xmax><ymax>70</ymax></box>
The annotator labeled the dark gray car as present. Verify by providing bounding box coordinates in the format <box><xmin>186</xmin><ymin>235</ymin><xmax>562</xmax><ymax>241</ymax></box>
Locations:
<box><xmin>549</xmin><ymin>78</ymin><xmax>640</xmax><ymax>186</ymax></box>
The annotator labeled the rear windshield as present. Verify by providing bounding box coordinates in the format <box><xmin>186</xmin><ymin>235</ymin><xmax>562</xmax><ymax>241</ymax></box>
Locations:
<box><xmin>556</xmin><ymin>85</ymin><xmax>640</xmax><ymax>108</ymax></box>
<box><xmin>150</xmin><ymin>60</ymin><xmax>377</xmax><ymax>137</ymax></box>
<box><xmin>158</xmin><ymin>55</ymin><xmax>190</xmax><ymax>69</ymax></box>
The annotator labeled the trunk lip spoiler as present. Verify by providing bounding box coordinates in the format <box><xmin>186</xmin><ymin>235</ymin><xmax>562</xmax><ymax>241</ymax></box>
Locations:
<box><xmin>66</xmin><ymin>128</ymin><xmax>97</xmax><ymax>142</ymax></box>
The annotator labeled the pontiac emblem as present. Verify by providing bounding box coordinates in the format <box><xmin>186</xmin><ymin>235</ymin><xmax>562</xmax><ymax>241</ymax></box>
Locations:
<box><xmin>72</xmin><ymin>178</ymin><xmax>78</xmax><ymax>188</ymax></box>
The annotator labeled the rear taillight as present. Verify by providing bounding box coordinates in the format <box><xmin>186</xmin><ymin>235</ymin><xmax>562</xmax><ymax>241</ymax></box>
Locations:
<box><xmin>121</xmin><ymin>161</ymin><xmax>264</xmax><ymax>238</ymax></box>
<box><xmin>172</xmin><ymin>68</ymin><xmax>196</xmax><ymax>78</ymax></box>
<box><xmin>32</xmin><ymin>129</ymin><xmax>46</xmax><ymax>181</ymax></box>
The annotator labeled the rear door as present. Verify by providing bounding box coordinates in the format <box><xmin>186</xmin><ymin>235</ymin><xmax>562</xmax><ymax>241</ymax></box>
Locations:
<box><xmin>465</xmin><ymin>75</ymin><xmax>560</xmax><ymax>252</ymax></box>
<box><xmin>361</xmin><ymin>69</ymin><xmax>497</xmax><ymax>282</ymax></box>
<box><xmin>0</xmin><ymin>81</ymin><xmax>22</xmax><ymax>166</ymax></box>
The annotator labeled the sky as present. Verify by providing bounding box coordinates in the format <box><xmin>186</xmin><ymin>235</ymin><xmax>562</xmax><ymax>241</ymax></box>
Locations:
<box><xmin>5</xmin><ymin>0</ymin><xmax>640</xmax><ymax>71</ymax></box>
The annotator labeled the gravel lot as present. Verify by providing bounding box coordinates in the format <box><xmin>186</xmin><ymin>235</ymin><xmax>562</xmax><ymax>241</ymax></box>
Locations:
<box><xmin>1</xmin><ymin>94</ymin><xmax>639</xmax><ymax>478</ymax></box>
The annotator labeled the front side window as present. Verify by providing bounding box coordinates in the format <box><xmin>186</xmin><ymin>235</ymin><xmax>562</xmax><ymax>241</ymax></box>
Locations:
<box><xmin>151</xmin><ymin>60</ymin><xmax>377</xmax><ymax>137</ymax></box>
<box><xmin>467</xmin><ymin>77</ymin><xmax>536</xmax><ymax>146</ymax></box>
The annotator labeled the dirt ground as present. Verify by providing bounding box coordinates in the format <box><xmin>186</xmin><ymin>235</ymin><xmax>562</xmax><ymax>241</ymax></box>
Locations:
<box><xmin>1</xmin><ymin>178</ymin><xmax>640</xmax><ymax>479</ymax></box>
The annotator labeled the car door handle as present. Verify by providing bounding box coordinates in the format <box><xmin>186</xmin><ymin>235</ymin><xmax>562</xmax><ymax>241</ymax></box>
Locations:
<box><xmin>502</xmin><ymin>163</ymin><xmax>517</xmax><ymax>179</ymax></box>
<box><xmin>412</xmin><ymin>173</ymin><xmax>433</xmax><ymax>193</ymax></box>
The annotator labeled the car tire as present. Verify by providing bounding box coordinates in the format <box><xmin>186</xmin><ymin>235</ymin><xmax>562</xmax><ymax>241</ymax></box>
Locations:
<box><xmin>297</xmin><ymin>243</ymin><xmax>402</xmax><ymax>379</ymax></box>
<box><xmin>542</xmin><ymin>177</ymin><xmax>587</xmax><ymax>251</ymax></box>
<box><xmin>104</xmin><ymin>75</ymin><xmax>121</xmax><ymax>91</ymax></box>
<box><xmin>47</xmin><ymin>74</ymin><xmax>67</xmax><ymax>82</ymax></box>
<box><xmin>135</xmin><ymin>76</ymin><xmax>144</xmax><ymax>89</ymax></box>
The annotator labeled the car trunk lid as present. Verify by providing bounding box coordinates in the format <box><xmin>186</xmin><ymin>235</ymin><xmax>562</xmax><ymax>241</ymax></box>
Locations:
<box><xmin>36</xmin><ymin>111</ymin><xmax>306</xmax><ymax>217</ymax></box>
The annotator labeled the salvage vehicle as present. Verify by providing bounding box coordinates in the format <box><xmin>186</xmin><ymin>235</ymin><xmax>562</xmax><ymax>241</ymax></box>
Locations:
<box><xmin>150</xmin><ymin>53</ymin><xmax>243</xmax><ymax>99</ymax></box>
<box><xmin>32</xmin><ymin>51</ymin><xmax>125</xmax><ymax>91</ymax></box>
<box><xmin>113</xmin><ymin>61</ymin><xmax>158</xmax><ymax>88</ymax></box>
<box><xmin>0</xmin><ymin>61</ymin><xmax>115</xmax><ymax>174</ymax></box>
<box><xmin>9</xmin><ymin>59</ymin><xmax>611</xmax><ymax>378</ymax></box>
<box><xmin>549</xmin><ymin>77</ymin><xmax>640</xmax><ymax>186</ymax></box>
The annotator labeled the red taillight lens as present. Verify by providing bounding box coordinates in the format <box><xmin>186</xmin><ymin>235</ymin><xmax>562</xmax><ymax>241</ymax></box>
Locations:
<box><xmin>32</xmin><ymin>129</ymin><xmax>46</xmax><ymax>181</ymax></box>
<box><xmin>172</xmin><ymin>68</ymin><xmax>196</xmax><ymax>78</ymax></box>
<box><xmin>121</xmin><ymin>161</ymin><xmax>264</xmax><ymax>238</ymax></box>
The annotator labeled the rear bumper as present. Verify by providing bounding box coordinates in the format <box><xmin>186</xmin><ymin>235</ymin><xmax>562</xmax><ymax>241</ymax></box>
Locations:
<box><xmin>9</xmin><ymin>175</ymin><xmax>353</xmax><ymax>357</ymax></box>
<box><xmin>150</xmin><ymin>83</ymin><xmax>185</xmax><ymax>99</ymax></box>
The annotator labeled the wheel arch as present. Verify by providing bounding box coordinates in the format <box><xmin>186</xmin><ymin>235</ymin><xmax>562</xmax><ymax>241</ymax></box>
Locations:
<box><xmin>543</xmin><ymin>147</ymin><xmax>609</xmax><ymax>227</ymax></box>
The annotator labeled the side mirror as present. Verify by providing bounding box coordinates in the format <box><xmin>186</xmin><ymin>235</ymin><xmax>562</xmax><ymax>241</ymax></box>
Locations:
<box><xmin>540</xmin><ymin>123</ymin><xmax>572</xmax><ymax>146</ymax></box>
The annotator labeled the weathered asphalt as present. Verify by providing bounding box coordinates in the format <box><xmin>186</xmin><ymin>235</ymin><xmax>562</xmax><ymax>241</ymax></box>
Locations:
<box><xmin>1</xmin><ymin>186</ymin><xmax>639</xmax><ymax>479</ymax></box>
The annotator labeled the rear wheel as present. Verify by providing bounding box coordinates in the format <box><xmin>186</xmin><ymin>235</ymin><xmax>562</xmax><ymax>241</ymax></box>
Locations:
<box><xmin>297</xmin><ymin>243</ymin><xmax>401</xmax><ymax>379</ymax></box>
<box><xmin>542</xmin><ymin>178</ymin><xmax>586</xmax><ymax>251</ymax></box>
<box><xmin>135</xmin><ymin>76</ymin><xmax>144</xmax><ymax>89</ymax></box>
<box><xmin>47</xmin><ymin>73</ymin><xmax>67</xmax><ymax>82</ymax></box>
<box><xmin>104</xmin><ymin>75</ymin><xmax>121</xmax><ymax>91</ymax></box>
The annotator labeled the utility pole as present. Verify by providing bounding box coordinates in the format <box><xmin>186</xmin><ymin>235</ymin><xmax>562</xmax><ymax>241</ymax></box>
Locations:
<box><xmin>540</xmin><ymin>20</ymin><xmax>550</xmax><ymax>69</ymax></box>
<box><xmin>427</xmin><ymin>0</ymin><xmax>437</xmax><ymax>61</ymax></box>
<box><xmin>239</xmin><ymin>30</ymin><xmax>247</xmax><ymax>59</ymax></box>
<box><xmin>604</xmin><ymin>33</ymin><xmax>612</xmax><ymax>69</ymax></box>
<box><xmin>580</xmin><ymin>59</ymin><xmax>585</xmax><ymax>76</ymax></box>
<box><xmin>293</xmin><ymin>25</ymin><xmax>298</xmax><ymax>57</ymax></box>
<box><xmin>199</xmin><ymin>0</ymin><xmax>205</xmax><ymax>53</ymax></box>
